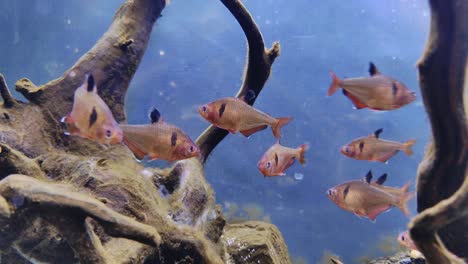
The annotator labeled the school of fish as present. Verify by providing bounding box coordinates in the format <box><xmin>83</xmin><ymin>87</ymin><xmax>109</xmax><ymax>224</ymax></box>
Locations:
<box><xmin>62</xmin><ymin>62</ymin><xmax>417</xmax><ymax>259</ymax></box>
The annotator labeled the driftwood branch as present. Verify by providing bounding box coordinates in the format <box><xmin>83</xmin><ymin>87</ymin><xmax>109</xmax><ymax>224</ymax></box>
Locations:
<box><xmin>15</xmin><ymin>0</ymin><xmax>167</xmax><ymax>123</ymax></box>
<box><xmin>409</xmin><ymin>0</ymin><xmax>468</xmax><ymax>262</ymax></box>
<box><xmin>0</xmin><ymin>143</ymin><xmax>46</xmax><ymax>180</ymax></box>
<box><xmin>409</xmin><ymin>177</ymin><xmax>468</xmax><ymax>264</ymax></box>
<box><xmin>0</xmin><ymin>174</ymin><xmax>162</xmax><ymax>247</ymax></box>
<box><xmin>0</xmin><ymin>75</ymin><xmax>16</xmax><ymax>108</ymax></box>
<box><xmin>195</xmin><ymin>0</ymin><xmax>281</xmax><ymax>164</ymax></box>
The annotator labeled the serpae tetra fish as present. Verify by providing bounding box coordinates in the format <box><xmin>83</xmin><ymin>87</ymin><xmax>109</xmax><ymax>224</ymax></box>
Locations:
<box><xmin>397</xmin><ymin>230</ymin><xmax>419</xmax><ymax>251</ymax></box>
<box><xmin>198</xmin><ymin>90</ymin><xmax>292</xmax><ymax>139</ymax></box>
<box><xmin>257</xmin><ymin>141</ymin><xmax>308</xmax><ymax>177</ymax></box>
<box><xmin>341</xmin><ymin>128</ymin><xmax>416</xmax><ymax>163</ymax></box>
<box><xmin>326</xmin><ymin>177</ymin><xmax>412</xmax><ymax>221</ymax></box>
<box><xmin>363</xmin><ymin>170</ymin><xmax>412</xmax><ymax>198</ymax></box>
<box><xmin>61</xmin><ymin>74</ymin><xmax>123</xmax><ymax>144</ymax></box>
<box><xmin>120</xmin><ymin>108</ymin><xmax>199</xmax><ymax>162</ymax></box>
<box><xmin>328</xmin><ymin>62</ymin><xmax>416</xmax><ymax>110</ymax></box>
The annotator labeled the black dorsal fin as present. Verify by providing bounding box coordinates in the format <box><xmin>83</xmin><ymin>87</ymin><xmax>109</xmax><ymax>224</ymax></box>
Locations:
<box><xmin>368</xmin><ymin>62</ymin><xmax>381</xmax><ymax>76</ymax></box>
<box><xmin>149</xmin><ymin>107</ymin><xmax>161</xmax><ymax>124</ymax></box>
<box><xmin>87</xmin><ymin>74</ymin><xmax>95</xmax><ymax>92</ymax></box>
<box><xmin>376</xmin><ymin>173</ymin><xmax>387</xmax><ymax>185</ymax></box>
<box><xmin>365</xmin><ymin>170</ymin><xmax>373</xmax><ymax>184</ymax></box>
<box><xmin>244</xmin><ymin>90</ymin><xmax>256</xmax><ymax>103</ymax></box>
<box><xmin>374</xmin><ymin>128</ymin><xmax>383</xmax><ymax>138</ymax></box>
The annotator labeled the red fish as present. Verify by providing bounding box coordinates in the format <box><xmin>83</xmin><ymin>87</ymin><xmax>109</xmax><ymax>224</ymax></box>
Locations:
<box><xmin>327</xmin><ymin>178</ymin><xmax>412</xmax><ymax>221</ymax></box>
<box><xmin>398</xmin><ymin>230</ymin><xmax>419</xmax><ymax>251</ymax></box>
<box><xmin>257</xmin><ymin>142</ymin><xmax>308</xmax><ymax>176</ymax></box>
<box><xmin>198</xmin><ymin>91</ymin><xmax>292</xmax><ymax>138</ymax></box>
<box><xmin>61</xmin><ymin>74</ymin><xmax>123</xmax><ymax>144</ymax></box>
<box><xmin>363</xmin><ymin>171</ymin><xmax>412</xmax><ymax>198</ymax></box>
<box><xmin>328</xmin><ymin>62</ymin><xmax>416</xmax><ymax>110</ymax></box>
<box><xmin>120</xmin><ymin>108</ymin><xmax>199</xmax><ymax>162</ymax></box>
<box><xmin>341</xmin><ymin>128</ymin><xmax>416</xmax><ymax>163</ymax></box>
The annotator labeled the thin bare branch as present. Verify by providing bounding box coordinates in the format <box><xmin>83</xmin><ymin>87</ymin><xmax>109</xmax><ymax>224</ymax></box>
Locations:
<box><xmin>0</xmin><ymin>74</ymin><xmax>17</xmax><ymax>108</ymax></box>
<box><xmin>196</xmin><ymin>0</ymin><xmax>281</xmax><ymax>164</ymax></box>
<box><xmin>410</xmin><ymin>0</ymin><xmax>468</xmax><ymax>261</ymax></box>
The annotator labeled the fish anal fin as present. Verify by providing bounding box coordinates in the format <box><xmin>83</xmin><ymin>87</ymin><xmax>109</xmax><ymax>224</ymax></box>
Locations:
<box><xmin>375</xmin><ymin>151</ymin><xmax>398</xmax><ymax>163</ymax></box>
<box><xmin>123</xmin><ymin>137</ymin><xmax>147</xmax><ymax>161</ymax></box>
<box><xmin>342</xmin><ymin>90</ymin><xmax>367</xmax><ymax>109</ymax></box>
<box><xmin>240</xmin><ymin>125</ymin><xmax>267</xmax><ymax>137</ymax></box>
<box><xmin>148</xmin><ymin>155</ymin><xmax>159</xmax><ymax>161</ymax></box>
<box><xmin>367</xmin><ymin>205</ymin><xmax>392</xmax><ymax>221</ymax></box>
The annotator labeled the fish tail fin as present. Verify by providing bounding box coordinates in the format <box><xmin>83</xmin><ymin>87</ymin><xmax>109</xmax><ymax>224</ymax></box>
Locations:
<box><xmin>297</xmin><ymin>144</ymin><xmax>308</xmax><ymax>165</ymax></box>
<box><xmin>397</xmin><ymin>191</ymin><xmax>414</xmax><ymax>217</ymax></box>
<box><xmin>400</xmin><ymin>181</ymin><xmax>411</xmax><ymax>194</ymax></box>
<box><xmin>403</xmin><ymin>139</ymin><xmax>416</xmax><ymax>156</ymax></box>
<box><xmin>328</xmin><ymin>71</ymin><xmax>341</xmax><ymax>96</ymax></box>
<box><xmin>272</xmin><ymin>117</ymin><xmax>293</xmax><ymax>139</ymax></box>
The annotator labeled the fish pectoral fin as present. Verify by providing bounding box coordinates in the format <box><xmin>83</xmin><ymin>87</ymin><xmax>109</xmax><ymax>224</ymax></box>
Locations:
<box><xmin>64</xmin><ymin>122</ymin><xmax>80</xmax><ymax>136</ymax></box>
<box><xmin>123</xmin><ymin>137</ymin><xmax>147</xmax><ymax>161</ymax></box>
<box><xmin>342</xmin><ymin>90</ymin><xmax>367</xmax><ymax>109</ymax></box>
<box><xmin>366</xmin><ymin>205</ymin><xmax>392</xmax><ymax>221</ymax></box>
<box><xmin>240</xmin><ymin>125</ymin><xmax>268</xmax><ymax>137</ymax></box>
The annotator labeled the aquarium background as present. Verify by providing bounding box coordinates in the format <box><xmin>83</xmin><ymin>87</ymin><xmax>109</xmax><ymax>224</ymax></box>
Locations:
<box><xmin>0</xmin><ymin>0</ymin><xmax>430</xmax><ymax>262</ymax></box>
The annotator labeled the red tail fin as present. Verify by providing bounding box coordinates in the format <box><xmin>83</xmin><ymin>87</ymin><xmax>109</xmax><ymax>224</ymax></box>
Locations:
<box><xmin>400</xmin><ymin>181</ymin><xmax>411</xmax><ymax>194</ymax></box>
<box><xmin>272</xmin><ymin>117</ymin><xmax>292</xmax><ymax>139</ymax></box>
<box><xmin>328</xmin><ymin>71</ymin><xmax>341</xmax><ymax>96</ymax></box>
<box><xmin>397</xmin><ymin>191</ymin><xmax>414</xmax><ymax>217</ymax></box>
<box><xmin>402</xmin><ymin>139</ymin><xmax>416</xmax><ymax>156</ymax></box>
<box><xmin>297</xmin><ymin>144</ymin><xmax>308</xmax><ymax>165</ymax></box>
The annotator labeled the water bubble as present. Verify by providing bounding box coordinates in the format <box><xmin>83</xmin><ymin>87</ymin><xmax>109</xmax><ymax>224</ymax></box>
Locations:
<box><xmin>294</xmin><ymin>172</ymin><xmax>304</xmax><ymax>181</ymax></box>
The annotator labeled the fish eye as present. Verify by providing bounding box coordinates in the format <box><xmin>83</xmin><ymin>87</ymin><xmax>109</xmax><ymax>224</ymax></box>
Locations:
<box><xmin>202</xmin><ymin>106</ymin><xmax>207</xmax><ymax>112</ymax></box>
<box><xmin>266</xmin><ymin>162</ymin><xmax>271</xmax><ymax>169</ymax></box>
<box><xmin>345</xmin><ymin>147</ymin><xmax>349</xmax><ymax>154</ymax></box>
<box><xmin>105</xmin><ymin>129</ymin><xmax>112</xmax><ymax>139</ymax></box>
<box><xmin>401</xmin><ymin>236</ymin><xmax>405</xmax><ymax>241</ymax></box>
<box><xmin>327</xmin><ymin>190</ymin><xmax>333</xmax><ymax>196</ymax></box>
<box><xmin>189</xmin><ymin>146</ymin><xmax>194</xmax><ymax>153</ymax></box>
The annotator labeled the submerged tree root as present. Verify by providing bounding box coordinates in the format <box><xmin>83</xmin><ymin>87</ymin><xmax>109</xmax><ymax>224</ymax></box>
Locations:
<box><xmin>409</xmin><ymin>0</ymin><xmax>467</xmax><ymax>263</ymax></box>
<box><xmin>0</xmin><ymin>0</ymin><xmax>290</xmax><ymax>263</ymax></box>
<box><xmin>0</xmin><ymin>174</ymin><xmax>162</xmax><ymax>247</ymax></box>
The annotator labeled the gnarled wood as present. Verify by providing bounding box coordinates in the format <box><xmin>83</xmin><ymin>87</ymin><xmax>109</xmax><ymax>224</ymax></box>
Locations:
<box><xmin>0</xmin><ymin>75</ymin><xmax>16</xmax><ymax>108</ymax></box>
<box><xmin>410</xmin><ymin>0</ymin><xmax>468</xmax><ymax>262</ymax></box>
<box><xmin>195</xmin><ymin>0</ymin><xmax>281</xmax><ymax>164</ymax></box>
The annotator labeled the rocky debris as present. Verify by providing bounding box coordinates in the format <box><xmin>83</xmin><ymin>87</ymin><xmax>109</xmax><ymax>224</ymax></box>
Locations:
<box><xmin>369</xmin><ymin>251</ymin><xmax>425</xmax><ymax>264</ymax></box>
<box><xmin>223</xmin><ymin>221</ymin><xmax>291</xmax><ymax>264</ymax></box>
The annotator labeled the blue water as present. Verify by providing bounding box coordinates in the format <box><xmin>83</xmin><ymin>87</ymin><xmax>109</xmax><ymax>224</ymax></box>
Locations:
<box><xmin>0</xmin><ymin>0</ymin><xmax>430</xmax><ymax>262</ymax></box>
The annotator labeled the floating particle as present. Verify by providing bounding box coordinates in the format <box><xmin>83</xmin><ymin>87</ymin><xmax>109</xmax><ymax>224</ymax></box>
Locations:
<box><xmin>74</xmin><ymin>48</ymin><xmax>79</xmax><ymax>53</ymax></box>
<box><xmin>294</xmin><ymin>172</ymin><xmax>304</xmax><ymax>181</ymax></box>
<box><xmin>66</xmin><ymin>19</ymin><xmax>72</xmax><ymax>25</ymax></box>
<box><xmin>169</xmin><ymin>81</ymin><xmax>176</xmax><ymax>88</ymax></box>
<box><xmin>159</xmin><ymin>50</ymin><xmax>165</xmax><ymax>56</ymax></box>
